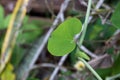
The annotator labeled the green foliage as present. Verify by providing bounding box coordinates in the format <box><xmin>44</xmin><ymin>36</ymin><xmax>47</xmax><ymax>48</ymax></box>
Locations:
<box><xmin>84</xmin><ymin>19</ymin><xmax>116</xmax><ymax>51</ymax></box>
<box><xmin>61</xmin><ymin>70</ymin><xmax>72</xmax><ymax>76</ymax></box>
<box><xmin>88</xmin><ymin>24</ymin><xmax>103</xmax><ymax>40</ymax></box>
<box><xmin>0</xmin><ymin>7</ymin><xmax>29</xmax><ymax>29</ymax></box>
<box><xmin>69</xmin><ymin>48</ymin><xmax>78</xmax><ymax>65</ymax></box>
<box><xmin>76</xmin><ymin>50</ymin><xmax>90</xmax><ymax>60</ymax></box>
<box><xmin>86</xmin><ymin>19</ymin><xmax>116</xmax><ymax>40</ymax></box>
<box><xmin>69</xmin><ymin>47</ymin><xmax>90</xmax><ymax>67</ymax></box>
<box><xmin>112</xmin><ymin>54</ymin><xmax>120</xmax><ymax>75</ymax></box>
<box><xmin>3</xmin><ymin>14</ymin><xmax>12</xmax><ymax>28</ymax></box>
<box><xmin>18</xmin><ymin>23</ymin><xmax>42</xmax><ymax>44</ymax></box>
<box><xmin>0</xmin><ymin>5</ymin><xmax>44</xmax><ymax>67</ymax></box>
<box><xmin>96</xmin><ymin>54</ymin><xmax>120</xmax><ymax>79</ymax></box>
<box><xmin>11</xmin><ymin>21</ymin><xmax>43</xmax><ymax>66</ymax></box>
<box><xmin>27</xmin><ymin>78</ymin><xmax>39</xmax><ymax>80</ymax></box>
<box><xmin>11</xmin><ymin>46</ymin><xmax>25</xmax><ymax>67</ymax></box>
<box><xmin>0</xmin><ymin>5</ymin><xmax>4</xmax><ymax>28</ymax></box>
<box><xmin>111</xmin><ymin>2</ymin><xmax>120</xmax><ymax>28</ymax></box>
<box><xmin>48</xmin><ymin>18</ymin><xmax>82</xmax><ymax>56</ymax></box>
<box><xmin>58</xmin><ymin>71</ymin><xmax>74</xmax><ymax>80</ymax></box>
<box><xmin>23</xmin><ymin>16</ymin><xmax>29</xmax><ymax>24</ymax></box>
<box><xmin>1</xmin><ymin>1</ymin><xmax>120</xmax><ymax>79</ymax></box>
<box><xmin>97</xmin><ymin>68</ymin><xmax>112</xmax><ymax>79</ymax></box>
<box><xmin>1</xmin><ymin>63</ymin><xmax>15</xmax><ymax>80</ymax></box>
<box><xmin>58</xmin><ymin>77</ymin><xmax>66</xmax><ymax>80</ymax></box>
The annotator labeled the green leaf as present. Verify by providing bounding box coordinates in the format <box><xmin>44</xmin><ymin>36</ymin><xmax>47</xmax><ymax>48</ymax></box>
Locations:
<box><xmin>0</xmin><ymin>5</ymin><xmax>4</xmax><ymax>28</ymax></box>
<box><xmin>48</xmin><ymin>18</ymin><xmax>82</xmax><ymax>56</ymax></box>
<box><xmin>23</xmin><ymin>16</ymin><xmax>29</xmax><ymax>24</ymax></box>
<box><xmin>69</xmin><ymin>47</ymin><xmax>78</xmax><ymax>65</ymax></box>
<box><xmin>112</xmin><ymin>54</ymin><xmax>120</xmax><ymax>75</ymax></box>
<box><xmin>4</xmin><ymin>14</ymin><xmax>12</xmax><ymax>28</ymax></box>
<box><xmin>1</xmin><ymin>63</ymin><xmax>15</xmax><ymax>80</ymax></box>
<box><xmin>111</xmin><ymin>2</ymin><xmax>120</xmax><ymax>28</ymax></box>
<box><xmin>18</xmin><ymin>23</ymin><xmax>42</xmax><ymax>43</ymax></box>
<box><xmin>76</xmin><ymin>50</ymin><xmax>90</xmax><ymax>60</ymax></box>
<box><xmin>96</xmin><ymin>68</ymin><xmax>112</xmax><ymax>79</ymax></box>
<box><xmin>11</xmin><ymin>45</ymin><xmax>25</xmax><ymax>67</ymax></box>
<box><xmin>89</xmin><ymin>25</ymin><xmax>103</xmax><ymax>40</ymax></box>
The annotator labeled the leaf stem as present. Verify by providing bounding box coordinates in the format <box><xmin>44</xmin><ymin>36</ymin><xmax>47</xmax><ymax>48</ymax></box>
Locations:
<box><xmin>77</xmin><ymin>0</ymin><xmax>103</xmax><ymax>80</ymax></box>
<box><xmin>79</xmin><ymin>58</ymin><xmax>103</xmax><ymax>80</ymax></box>
<box><xmin>79</xmin><ymin>0</ymin><xmax>92</xmax><ymax>46</ymax></box>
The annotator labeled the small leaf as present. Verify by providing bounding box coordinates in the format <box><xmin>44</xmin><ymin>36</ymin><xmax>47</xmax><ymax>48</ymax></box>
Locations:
<box><xmin>48</xmin><ymin>18</ymin><xmax>82</xmax><ymax>56</ymax></box>
<box><xmin>1</xmin><ymin>63</ymin><xmax>15</xmax><ymax>80</ymax></box>
<box><xmin>111</xmin><ymin>2</ymin><xmax>120</xmax><ymax>28</ymax></box>
<box><xmin>76</xmin><ymin>50</ymin><xmax>90</xmax><ymax>60</ymax></box>
<box><xmin>0</xmin><ymin>5</ymin><xmax>4</xmax><ymax>28</ymax></box>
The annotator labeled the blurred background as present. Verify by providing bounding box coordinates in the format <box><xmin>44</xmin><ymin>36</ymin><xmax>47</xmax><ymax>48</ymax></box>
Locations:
<box><xmin>0</xmin><ymin>0</ymin><xmax>120</xmax><ymax>80</ymax></box>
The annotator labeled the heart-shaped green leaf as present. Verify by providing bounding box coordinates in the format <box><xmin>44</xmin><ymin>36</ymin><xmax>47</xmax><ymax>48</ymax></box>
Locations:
<box><xmin>48</xmin><ymin>18</ymin><xmax>82</xmax><ymax>56</ymax></box>
<box><xmin>111</xmin><ymin>2</ymin><xmax>120</xmax><ymax>28</ymax></box>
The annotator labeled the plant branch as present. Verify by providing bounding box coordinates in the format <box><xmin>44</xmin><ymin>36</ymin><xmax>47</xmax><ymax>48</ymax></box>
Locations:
<box><xmin>31</xmin><ymin>63</ymin><xmax>67</xmax><ymax>72</ymax></box>
<box><xmin>76</xmin><ymin>0</ymin><xmax>103</xmax><ymax>80</ymax></box>
<box><xmin>49</xmin><ymin>54</ymin><xmax>68</xmax><ymax>80</ymax></box>
<box><xmin>75</xmin><ymin>0</ymin><xmax>105</xmax><ymax>59</ymax></box>
<box><xmin>78</xmin><ymin>0</ymin><xmax>92</xmax><ymax>46</ymax></box>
